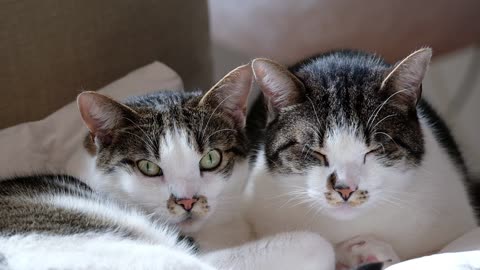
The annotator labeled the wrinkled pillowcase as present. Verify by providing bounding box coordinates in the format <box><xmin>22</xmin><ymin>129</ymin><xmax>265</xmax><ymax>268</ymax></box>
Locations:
<box><xmin>0</xmin><ymin>62</ymin><xmax>183</xmax><ymax>178</ymax></box>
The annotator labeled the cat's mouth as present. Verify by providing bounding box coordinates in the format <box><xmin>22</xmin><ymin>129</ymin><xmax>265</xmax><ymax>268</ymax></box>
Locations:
<box><xmin>324</xmin><ymin>190</ymin><xmax>370</xmax><ymax>208</ymax></box>
<box><xmin>166</xmin><ymin>195</ymin><xmax>211</xmax><ymax>231</ymax></box>
<box><xmin>322</xmin><ymin>190</ymin><xmax>371</xmax><ymax>220</ymax></box>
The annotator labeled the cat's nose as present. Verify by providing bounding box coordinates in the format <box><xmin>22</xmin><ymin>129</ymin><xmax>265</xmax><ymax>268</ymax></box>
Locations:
<box><xmin>329</xmin><ymin>172</ymin><xmax>357</xmax><ymax>201</ymax></box>
<box><xmin>175</xmin><ymin>197</ymin><xmax>198</xmax><ymax>211</ymax></box>
<box><xmin>334</xmin><ymin>184</ymin><xmax>356</xmax><ymax>201</ymax></box>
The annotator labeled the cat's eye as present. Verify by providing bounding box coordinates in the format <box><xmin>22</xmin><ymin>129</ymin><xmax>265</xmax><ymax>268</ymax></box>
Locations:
<box><xmin>363</xmin><ymin>147</ymin><xmax>382</xmax><ymax>163</ymax></box>
<box><xmin>137</xmin><ymin>160</ymin><xmax>162</xmax><ymax>176</ymax></box>
<box><xmin>199</xmin><ymin>149</ymin><xmax>222</xmax><ymax>171</ymax></box>
<box><xmin>312</xmin><ymin>150</ymin><xmax>329</xmax><ymax>167</ymax></box>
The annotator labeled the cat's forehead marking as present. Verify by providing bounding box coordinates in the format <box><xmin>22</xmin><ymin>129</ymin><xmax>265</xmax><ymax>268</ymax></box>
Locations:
<box><xmin>325</xmin><ymin>125</ymin><xmax>367</xmax><ymax>163</ymax></box>
<box><xmin>159</xmin><ymin>128</ymin><xmax>199</xmax><ymax>161</ymax></box>
<box><xmin>159</xmin><ymin>128</ymin><xmax>202</xmax><ymax>185</ymax></box>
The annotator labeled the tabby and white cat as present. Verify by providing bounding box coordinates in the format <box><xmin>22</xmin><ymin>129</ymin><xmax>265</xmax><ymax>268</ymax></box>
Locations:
<box><xmin>0</xmin><ymin>64</ymin><xmax>334</xmax><ymax>270</ymax></box>
<box><xmin>246</xmin><ymin>48</ymin><xmax>479</xmax><ymax>268</ymax></box>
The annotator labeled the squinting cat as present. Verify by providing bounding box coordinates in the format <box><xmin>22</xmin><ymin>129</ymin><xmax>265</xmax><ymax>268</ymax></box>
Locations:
<box><xmin>246</xmin><ymin>48</ymin><xmax>479</xmax><ymax>269</ymax></box>
<box><xmin>0</xmin><ymin>64</ymin><xmax>334</xmax><ymax>270</ymax></box>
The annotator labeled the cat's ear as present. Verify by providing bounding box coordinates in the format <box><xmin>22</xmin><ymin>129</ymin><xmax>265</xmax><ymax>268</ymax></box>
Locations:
<box><xmin>77</xmin><ymin>91</ymin><xmax>139</xmax><ymax>145</ymax></box>
<box><xmin>251</xmin><ymin>58</ymin><xmax>305</xmax><ymax>121</ymax></box>
<box><xmin>199</xmin><ymin>64</ymin><xmax>253</xmax><ymax>128</ymax></box>
<box><xmin>380</xmin><ymin>48</ymin><xmax>432</xmax><ymax>106</ymax></box>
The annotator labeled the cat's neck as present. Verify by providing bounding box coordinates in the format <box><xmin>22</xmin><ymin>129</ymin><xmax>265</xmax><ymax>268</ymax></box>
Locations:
<box><xmin>191</xmin><ymin>159</ymin><xmax>253</xmax><ymax>251</ymax></box>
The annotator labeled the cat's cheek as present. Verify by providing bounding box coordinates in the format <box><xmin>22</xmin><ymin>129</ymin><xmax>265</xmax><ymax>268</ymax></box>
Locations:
<box><xmin>370</xmin><ymin>161</ymin><xmax>412</xmax><ymax>189</ymax></box>
<box><xmin>199</xmin><ymin>174</ymin><xmax>226</xmax><ymax>195</ymax></box>
<box><xmin>305</xmin><ymin>167</ymin><xmax>334</xmax><ymax>196</ymax></box>
<box><xmin>360</xmin><ymin>162</ymin><xmax>384</xmax><ymax>189</ymax></box>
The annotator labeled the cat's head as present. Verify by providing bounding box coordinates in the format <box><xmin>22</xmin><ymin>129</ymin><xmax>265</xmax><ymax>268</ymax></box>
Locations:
<box><xmin>253</xmin><ymin>48</ymin><xmax>432</xmax><ymax>220</ymax></box>
<box><xmin>77</xmin><ymin>64</ymin><xmax>252</xmax><ymax>232</ymax></box>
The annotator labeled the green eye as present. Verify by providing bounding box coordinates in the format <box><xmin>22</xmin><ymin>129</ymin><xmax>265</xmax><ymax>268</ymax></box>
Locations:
<box><xmin>199</xmin><ymin>149</ymin><xmax>222</xmax><ymax>171</ymax></box>
<box><xmin>137</xmin><ymin>160</ymin><xmax>162</xmax><ymax>176</ymax></box>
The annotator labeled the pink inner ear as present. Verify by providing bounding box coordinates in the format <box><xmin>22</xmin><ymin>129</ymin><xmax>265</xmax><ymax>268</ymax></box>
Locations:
<box><xmin>200</xmin><ymin>63</ymin><xmax>252</xmax><ymax>128</ymax></box>
<box><xmin>214</xmin><ymin>91</ymin><xmax>247</xmax><ymax>128</ymax></box>
<box><xmin>230</xmin><ymin>106</ymin><xmax>247</xmax><ymax>127</ymax></box>
<box><xmin>78</xmin><ymin>94</ymin><xmax>101</xmax><ymax>134</ymax></box>
<box><xmin>77</xmin><ymin>92</ymin><xmax>119</xmax><ymax>136</ymax></box>
<box><xmin>78</xmin><ymin>95</ymin><xmax>117</xmax><ymax>146</ymax></box>
<box><xmin>252</xmin><ymin>61</ymin><xmax>305</xmax><ymax>112</ymax></box>
<box><xmin>381</xmin><ymin>49</ymin><xmax>431</xmax><ymax>105</ymax></box>
<box><xmin>264</xmin><ymin>87</ymin><xmax>292</xmax><ymax>108</ymax></box>
<box><xmin>80</xmin><ymin>108</ymin><xmax>103</xmax><ymax>135</ymax></box>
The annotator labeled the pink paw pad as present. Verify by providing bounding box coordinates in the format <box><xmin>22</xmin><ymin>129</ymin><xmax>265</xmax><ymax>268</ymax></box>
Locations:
<box><xmin>335</xmin><ymin>236</ymin><xmax>400</xmax><ymax>270</ymax></box>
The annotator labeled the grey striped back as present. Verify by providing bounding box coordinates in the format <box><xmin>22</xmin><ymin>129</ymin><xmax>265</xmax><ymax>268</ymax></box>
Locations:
<box><xmin>0</xmin><ymin>175</ymin><xmax>175</xmax><ymax>241</ymax></box>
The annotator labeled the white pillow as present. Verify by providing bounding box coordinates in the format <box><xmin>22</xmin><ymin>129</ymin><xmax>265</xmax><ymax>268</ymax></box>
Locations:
<box><xmin>0</xmin><ymin>62</ymin><xmax>183</xmax><ymax>178</ymax></box>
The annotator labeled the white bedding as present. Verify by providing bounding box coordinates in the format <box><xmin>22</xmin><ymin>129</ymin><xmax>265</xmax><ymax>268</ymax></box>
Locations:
<box><xmin>386</xmin><ymin>227</ymin><xmax>480</xmax><ymax>269</ymax></box>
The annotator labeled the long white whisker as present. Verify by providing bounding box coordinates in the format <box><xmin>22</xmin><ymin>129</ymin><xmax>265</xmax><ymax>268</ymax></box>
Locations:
<box><xmin>203</xmin><ymin>129</ymin><xmax>237</xmax><ymax>144</ymax></box>
<box><xmin>373</xmin><ymin>132</ymin><xmax>399</xmax><ymax>148</ymax></box>
<box><xmin>371</xmin><ymin>114</ymin><xmax>397</xmax><ymax>132</ymax></box>
<box><xmin>367</xmin><ymin>89</ymin><xmax>409</xmax><ymax>129</ymax></box>
<box><xmin>306</xmin><ymin>96</ymin><xmax>323</xmax><ymax>133</ymax></box>
<box><xmin>117</xmin><ymin>129</ymin><xmax>156</xmax><ymax>156</ymax></box>
<box><xmin>200</xmin><ymin>92</ymin><xmax>237</xmax><ymax>140</ymax></box>
<box><xmin>123</xmin><ymin>117</ymin><xmax>158</xmax><ymax>148</ymax></box>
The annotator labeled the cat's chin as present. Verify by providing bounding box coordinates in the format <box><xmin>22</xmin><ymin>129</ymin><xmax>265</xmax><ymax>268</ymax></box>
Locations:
<box><xmin>174</xmin><ymin>216</ymin><xmax>208</xmax><ymax>233</ymax></box>
<box><xmin>324</xmin><ymin>204</ymin><xmax>364</xmax><ymax>220</ymax></box>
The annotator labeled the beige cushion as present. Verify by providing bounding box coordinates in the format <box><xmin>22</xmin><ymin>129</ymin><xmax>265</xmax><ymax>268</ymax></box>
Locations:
<box><xmin>0</xmin><ymin>62</ymin><xmax>183</xmax><ymax>178</ymax></box>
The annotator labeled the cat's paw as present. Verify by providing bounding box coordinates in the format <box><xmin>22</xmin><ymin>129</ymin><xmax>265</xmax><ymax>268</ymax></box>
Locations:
<box><xmin>335</xmin><ymin>235</ymin><xmax>400</xmax><ymax>270</ymax></box>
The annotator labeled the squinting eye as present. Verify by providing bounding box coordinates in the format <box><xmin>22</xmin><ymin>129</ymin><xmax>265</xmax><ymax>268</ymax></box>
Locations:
<box><xmin>137</xmin><ymin>160</ymin><xmax>162</xmax><ymax>176</ymax></box>
<box><xmin>199</xmin><ymin>149</ymin><xmax>222</xmax><ymax>171</ymax></box>
<box><xmin>312</xmin><ymin>150</ymin><xmax>329</xmax><ymax>167</ymax></box>
<box><xmin>363</xmin><ymin>147</ymin><xmax>382</xmax><ymax>163</ymax></box>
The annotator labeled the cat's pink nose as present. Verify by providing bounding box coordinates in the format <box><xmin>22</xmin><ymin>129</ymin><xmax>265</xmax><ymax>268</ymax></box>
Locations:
<box><xmin>175</xmin><ymin>198</ymin><xmax>198</xmax><ymax>211</ymax></box>
<box><xmin>334</xmin><ymin>185</ymin><xmax>356</xmax><ymax>201</ymax></box>
<box><xmin>329</xmin><ymin>172</ymin><xmax>357</xmax><ymax>201</ymax></box>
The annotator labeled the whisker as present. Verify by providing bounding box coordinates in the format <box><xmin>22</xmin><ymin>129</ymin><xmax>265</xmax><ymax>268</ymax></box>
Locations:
<box><xmin>371</xmin><ymin>114</ymin><xmax>397</xmax><ymax>132</ymax></box>
<box><xmin>203</xmin><ymin>128</ymin><xmax>237</xmax><ymax>144</ymax></box>
<box><xmin>117</xmin><ymin>129</ymin><xmax>157</xmax><ymax>156</ymax></box>
<box><xmin>367</xmin><ymin>89</ymin><xmax>409</xmax><ymax>130</ymax></box>
<box><xmin>302</xmin><ymin>144</ymin><xmax>313</xmax><ymax>161</ymax></box>
<box><xmin>200</xmin><ymin>92</ymin><xmax>237</xmax><ymax>140</ymax></box>
<box><xmin>122</xmin><ymin>117</ymin><xmax>159</xmax><ymax>154</ymax></box>
<box><xmin>373</xmin><ymin>131</ymin><xmax>400</xmax><ymax>148</ymax></box>
<box><xmin>306</xmin><ymin>96</ymin><xmax>324</xmax><ymax>133</ymax></box>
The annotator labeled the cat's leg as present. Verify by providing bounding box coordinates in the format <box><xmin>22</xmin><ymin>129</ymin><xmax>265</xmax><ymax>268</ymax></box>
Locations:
<box><xmin>201</xmin><ymin>231</ymin><xmax>335</xmax><ymax>270</ymax></box>
<box><xmin>0</xmin><ymin>234</ymin><xmax>216</xmax><ymax>270</ymax></box>
<box><xmin>335</xmin><ymin>235</ymin><xmax>400</xmax><ymax>270</ymax></box>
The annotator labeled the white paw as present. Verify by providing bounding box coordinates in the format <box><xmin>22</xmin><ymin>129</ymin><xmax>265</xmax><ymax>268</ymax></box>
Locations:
<box><xmin>335</xmin><ymin>235</ymin><xmax>400</xmax><ymax>270</ymax></box>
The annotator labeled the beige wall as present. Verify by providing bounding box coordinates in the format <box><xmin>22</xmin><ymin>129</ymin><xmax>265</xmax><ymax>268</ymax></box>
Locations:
<box><xmin>1</xmin><ymin>0</ymin><xmax>212</xmax><ymax>128</ymax></box>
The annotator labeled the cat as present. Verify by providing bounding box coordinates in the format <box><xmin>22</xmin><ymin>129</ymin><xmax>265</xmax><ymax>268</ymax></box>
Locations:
<box><xmin>0</xmin><ymin>174</ymin><xmax>334</xmax><ymax>270</ymax></box>
<box><xmin>0</xmin><ymin>175</ymin><xmax>214</xmax><ymax>270</ymax></box>
<box><xmin>245</xmin><ymin>48</ymin><xmax>479</xmax><ymax>268</ymax></box>
<box><xmin>0</xmin><ymin>64</ymin><xmax>335</xmax><ymax>270</ymax></box>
